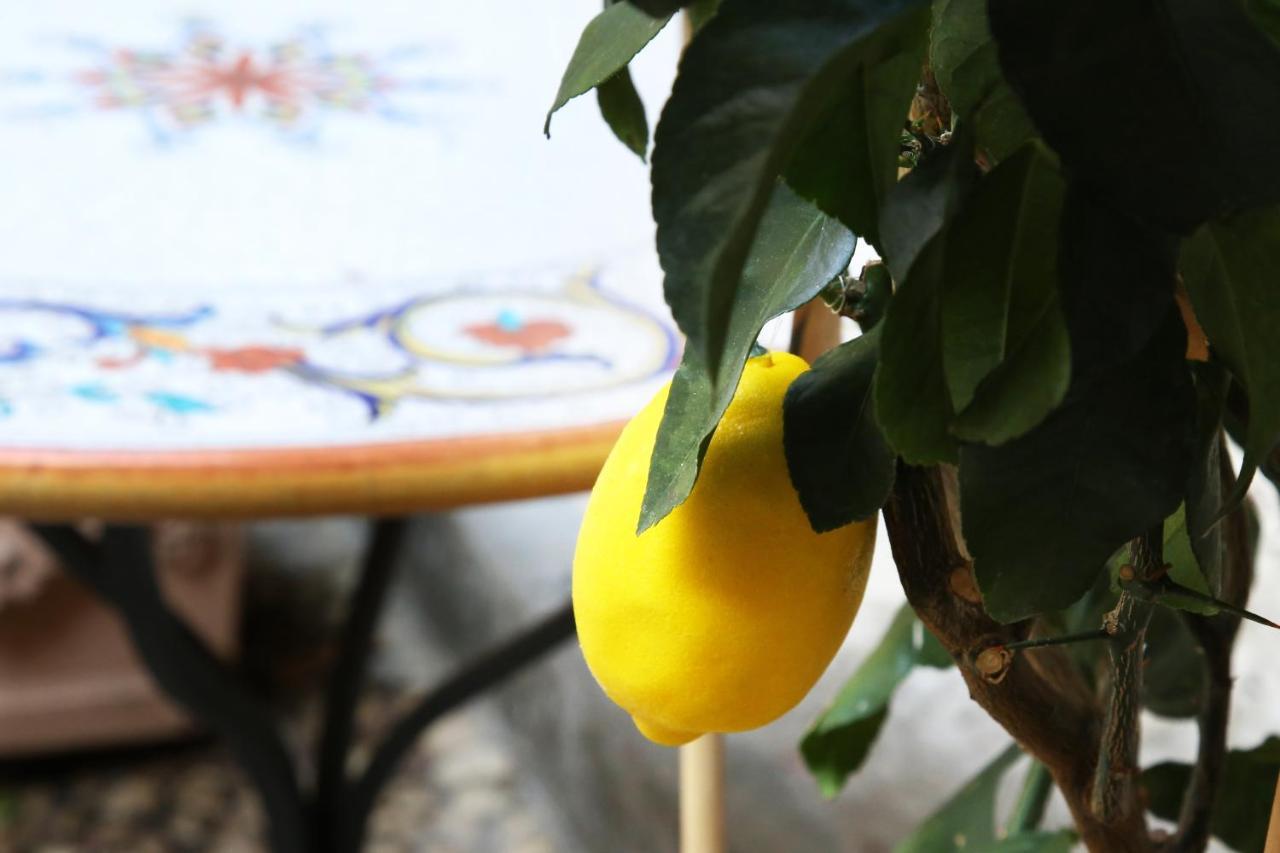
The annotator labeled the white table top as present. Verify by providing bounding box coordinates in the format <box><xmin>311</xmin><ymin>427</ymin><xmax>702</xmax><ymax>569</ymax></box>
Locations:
<box><xmin>0</xmin><ymin>0</ymin><xmax>681</xmax><ymax>456</ymax></box>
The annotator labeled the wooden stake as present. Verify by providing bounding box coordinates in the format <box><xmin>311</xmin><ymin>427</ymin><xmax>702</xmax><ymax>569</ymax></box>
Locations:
<box><xmin>675</xmin><ymin>13</ymin><xmax>725</xmax><ymax>853</ymax></box>
<box><xmin>789</xmin><ymin>298</ymin><xmax>842</xmax><ymax>363</ymax></box>
<box><xmin>680</xmin><ymin>734</ymin><xmax>725</xmax><ymax>853</ymax></box>
<box><xmin>1265</xmin><ymin>770</ymin><xmax>1280</xmax><ymax>853</ymax></box>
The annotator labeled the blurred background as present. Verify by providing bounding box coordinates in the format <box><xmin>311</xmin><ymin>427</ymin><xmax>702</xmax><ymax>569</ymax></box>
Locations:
<box><xmin>0</xmin><ymin>1</ymin><xmax>1277</xmax><ymax>851</ymax></box>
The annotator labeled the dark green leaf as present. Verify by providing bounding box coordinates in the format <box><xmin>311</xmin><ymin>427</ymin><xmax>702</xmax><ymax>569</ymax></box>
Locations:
<box><xmin>948</xmin><ymin>312</ymin><xmax>1070</xmax><ymax>446</ymax></box>
<box><xmin>1105</xmin><ymin>505</ymin><xmax>1217</xmax><ymax>612</ymax></box>
<box><xmin>639</xmin><ymin>186</ymin><xmax>855</xmax><ymax>532</ymax></box>
<box><xmin>1144</xmin><ymin>736</ymin><xmax>1280</xmax><ymax>853</ymax></box>
<box><xmin>783</xmin><ymin>327</ymin><xmax>896</xmax><ymax>532</ymax></box>
<box><xmin>545</xmin><ymin>3</ymin><xmax>670</xmax><ymax>138</ymax></box>
<box><xmin>929</xmin><ymin>0</ymin><xmax>1035</xmax><ymax>162</ymax></box>
<box><xmin>1158</xmin><ymin>506</ymin><xmax>1218</xmax><ymax>616</ymax></box>
<box><xmin>1142</xmin><ymin>606</ymin><xmax>1206</xmax><ymax>719</ymax></box>
<box><xmin>1226</xmin><ymin>382</ymin><xmax>1280</xmax><ymax>495</ymax></box>
<box><xmin>961</xmin><ymin>308</ymin><xmax>1196</xmax><ymax>622</ymax></box>
<box><xmin>918</xmin><ymin>623</ymin><xmax>953</xmax><ymax>668</ymax></box>
<box><xmin>879</xmin><ymin>131</ymin><xmax>981</xmax><ymax>283</ymax></box>
<box><xmin>1054</xmin><ymin>570</ymin><xmax>1118</xmax><ymax>682</ymax></box>
<box><xmin>1247</xmin><ymin>0</ymin><xmax>1280</xmax><ymax>46</ymax></box>
<box><xmin>686</xmin><ymin>0</ymin><xmax>722</xmax><ymax>30</ymax></box>
<box><xmin>1004</xmin><ymin>760</ymin><xmax>1053</xmax><ymax>837</ymax></box>
<box><xmin>988</xmin><ymin>0</ymin><xmax>1280</xmax><ymax>233</ymax></box>
<box><xmin>851</xmin><ymin>263</ymin><xmax>893</xmax><ymax>332</ymax></box>
<box><xmin>802</xmin><ymin>605</ymin><xmax>951</xmax><ymax>797</ymax></box>
<box><xmin>972</xmin><ymin>831</ymin><xmax>1077</xmax><ymax>853</ymax></box>
<box><xmin>1057</xmin><ymin>192</ymin><xmax>1179</xmax><ymax>388</ymax></box>
<box><xmin>595</xmin><ymin>68</ymin><xmax>650</xmax><ymax>160</ymax></box>
<box><xmin>626</xmin><ymin>0</ymin><xmax>686</xmax><ymax>15</ymax></box>
<box><xmin>1186</xmin><ymin>361</ymin><xmax>1229</xmax><ymax>594</ymax></box>
<box><xmin>928</xmin><ymin>0</ymin><xmax>992</xmax><ymax>113</ymax></box>
<box><xmin>785</xmin><ymin>45</ymin><xmax>923</xmax><ymax>248</ymax></box>
<box><xmin>872</xmin><ymin>134</ymin><xmax>981</xmax><ymax>465</ymax></box>
<box><xmin>894</xmin><ymin>744</ymin><xmax>1022</xmax><ymax>853</ymax></box>
<box><xmin>622</xmin><ymin>0</ymin><xmax>718</xmax><ymax>24</ymax></box>
<box><xmin>650</xmin><ymin>0</ymin><xmax>928</xmax><ymax>383</ymax></box>
<box><xmin>1181</xmin><ymin>205</ymin><xmax>1280</xmax><ymax>508</ymax></box>
<box><xmin>940</xmin><ymin>144</ymin><xmax>1070</xmax><ymax>442</ymax></box>
<box><xmin>875</xmin><ymin>235</ymin><xmax>959</xmax><ymax>464</ymax></box>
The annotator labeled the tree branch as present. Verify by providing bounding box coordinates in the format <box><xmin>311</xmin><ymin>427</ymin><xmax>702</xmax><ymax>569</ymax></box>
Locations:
<box><xmin>883</xmin><ymin>463</ymin><xmax>1154</xmax><ymax>852</ymax></box>
<box><xmin>1164</xmin><ymin>438</ymin><xmax>1255</xmax><ymax>853</ymax></box>
<box><xmin>1091</xmin><ymin>525</ymin><xmax>1162</xmax><ymax>823</ymax></box>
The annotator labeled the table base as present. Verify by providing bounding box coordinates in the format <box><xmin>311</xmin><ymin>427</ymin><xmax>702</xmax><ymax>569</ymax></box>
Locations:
<box><xmin>32</xmin><ymin>519</ymin><xmax>575</xmax><ymax>853</ymax></box>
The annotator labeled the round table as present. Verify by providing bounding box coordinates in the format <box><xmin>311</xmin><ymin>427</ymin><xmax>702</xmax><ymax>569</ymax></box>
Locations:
<box><xmin>0</xmin><ymin>1</ymin><xmax>682</xmax><ymax>849</ymax></box>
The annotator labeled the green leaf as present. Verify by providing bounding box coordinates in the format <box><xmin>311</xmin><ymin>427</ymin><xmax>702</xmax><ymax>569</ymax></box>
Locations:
<box><xmin>626</xmin><ymin>0</ymin><xmax>686</xmax><ymax>15</ymax></box>
<box><xmin>961</xmin><ymin>308</ymin><xmax>1196</xmax><ymax>622</ymax></box>
<box><xmin>988</xmin><ymin>0</ymin><xmax>1280</xmax><ymax>233</ymax></box>
<box><xmin>1105</xmin><ymin>504</ymin><xmax>1217</xmax><ymax>614</ymax></box>
<box><xmin>1144</xmin><ymin>736</ymin><xmax>1280</xmax><ymax>853</ymax></box>
<box><xmin>918</xmin><ymin>622</ymin><xmax>953</xmax><ymax>668</ymax></box>
<box><xmin>929</xmin><ymin>0</ymin><xmax>1035</xmax><ymax>162</ymax></box>
<box><xmin>1057</xmin><ymin>192</ymin><xmax>1179</xmax><ymax>389</ymax></box>
<box><xmin>639</xmin><ymin>186</ymin><xmax>856</xmax><ymax>532</ymax></box>
<box><xmin>1053</xmin><ymin>570</ymin><xmax>1118</xmax><ymax>682</ymax></box>
<box><xmin>686</xmin><ymin>0</ymin><xmax>722</xmax><ymax>30</ymax></box>
<box><xmin>939</xmin><ymin>144</ymin><xmax>1070</xmax><ymax>443</ymax></box>
<box><xmin>872</xmin><ymin>136</ymin><xmax>981</xmax><ymax>465</ymax></box>
<box><xmin>783</xmin><ymin>327</ymin><xmax>896</xmax><ymax>533</ymax></box>
<box><xmin>595</xmin><ymin>68</ymin><xmax>650</xmax><ymax>160</ymax></box>
<box><xmin>1161</xmin><ymin>505</ymin><xmax>1217</xmax><ymax>614</ymax></box>
<box><xmin>879</xmin><ymin>131</ymin><xmax>981</xmax><ymax>284</ymax></box>
<box><xmin>948</xmin><ymin>313</ymin><xmax>1070</xmax><ymax>446</ymax></box>
<box><xmin>972</xmin><ymin>831</ymin><xmax>1077</xmax><ymax>853</ymax></box>
<box><xmin>1181</xmin><ymin>205</ymin><xmax>1280</xmax><ymax>509</ymax></box>
<box><xmin>650</xmin><ymin>0</ymin><xmax>928</xmax><ymax>384</ymax></box>
<box><xmin>545</xmin><ymin>2</ymin><xmax>670</xmax><ymax>138</ymax></box>
<box><xmin>1247</xmin><ymin>0</ymin><xmax>1280</xmax><ymax>46</ymax></box>
<box><xmin>874</xmin><ymin>235</ymin><xmax>959</xmax><ymax>464</ymax></box>
<box><xmin>894</xmin><ymin>744</ymin><xmax>1022</xmax><ymax>853</ymax></box>
<box><xmin>940</xmin><ymin>145</ymin><xmax>1064</xmax><ymax>410</ymax></box>
<box><xmin>802</xmin><ymin>605</ymin><xmax>952</xmax><ymax>797</ymax></box>
<box><xmin>1186</xmin><ymin>361</ymin><xmax>1229</xmax><ymax>594</ymax></box>
<box><xmin>1226</xmin><ymin>382</ymin><xmax>1280</xmax><ymax>496</ymax></box>
<box><xmin>784</xmin><ymin>44</ymin><xmax>924</xmax><ymax>248</ymax></box>
<box><xmin>1142</xmin><ymin>606</ymin><xmax>1206</xmax><ymax>719</ymax></box>
<box><xmin>928</xmin><ymin>0</ymin><xmax>992</xmax><ymax>112</ymax></box>
<box><xmin>851</xmin><ymin>263</ymin><xmax>893</xmax><ymax>332</ymax></box>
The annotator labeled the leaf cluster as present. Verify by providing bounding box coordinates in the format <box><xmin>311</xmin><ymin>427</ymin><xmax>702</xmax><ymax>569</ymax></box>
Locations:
<box><xmin>548</xmin><ymin>0</ymin><xmax>1280</xmax><ymax>847</ymax></box>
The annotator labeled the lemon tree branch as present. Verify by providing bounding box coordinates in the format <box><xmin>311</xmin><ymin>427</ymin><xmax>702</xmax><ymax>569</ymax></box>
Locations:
<box><xmin>1091</xmin><ymin>525</ymin><xmax>1162</xmax><ymax>823</ymax></box>
<box><xmin>882</xmin><ymin>463</ymin><xmax>1155</xmax><ymax>852</ymax></box>
<box><xmin>1162</xmin><ymin>440</ymin><xmax>1256</xmax><ymax>853</ymax></box>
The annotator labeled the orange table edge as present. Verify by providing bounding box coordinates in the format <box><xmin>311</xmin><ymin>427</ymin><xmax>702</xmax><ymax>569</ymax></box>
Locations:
<box><xmin>0</xmin><ymin>421</ymin><xmax>623</xmax><ymax>521</ymax></box>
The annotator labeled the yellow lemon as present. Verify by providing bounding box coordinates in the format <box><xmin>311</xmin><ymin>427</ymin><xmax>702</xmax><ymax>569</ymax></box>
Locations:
<box><xmin>572</xmin><ymin>351</ymin><xmax>876</xmax><ymax>746</ymax></box>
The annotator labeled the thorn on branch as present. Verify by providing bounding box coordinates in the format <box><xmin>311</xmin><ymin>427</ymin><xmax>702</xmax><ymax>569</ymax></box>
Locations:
<box><xmin>974</xmin><ymin>629</ymin><xmax>1112</xmax><ymax>687</ymax></box>
<box><xmin>1117</xmin><ymin>566</ymin><xmax>1280</xmax><ymax>629</ymax></box>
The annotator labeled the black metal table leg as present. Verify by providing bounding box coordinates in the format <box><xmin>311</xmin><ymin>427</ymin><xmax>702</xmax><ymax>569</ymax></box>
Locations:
<box><xmin>337</xmin><ymin>602</ymin><xmax>575</xmax><ymax>853</ymax></box>
<box><xmin>32</xmin><ymin>524</ymin><xmax>310</xmax><ymax>853</ymax></box>
<box><xmin>30</xmin><ymin>519</ymin><xmax>577</xmax><ymax>853</ymax></box>
<box><xmin>314</xmin><ymin>518</ymin><xmax>408</xmax><ymax>850</ymax></box>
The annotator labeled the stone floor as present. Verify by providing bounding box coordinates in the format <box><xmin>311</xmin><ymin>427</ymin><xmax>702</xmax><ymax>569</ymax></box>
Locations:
<box><xmin>0</xmin><ymin>520</ymin><xmax>577</xmax><ymax>853</ymax></box>
<box><xmin>0</xmin><ymin>695</ymin><xmax>570</xmax><ymax>853</ymax></box>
